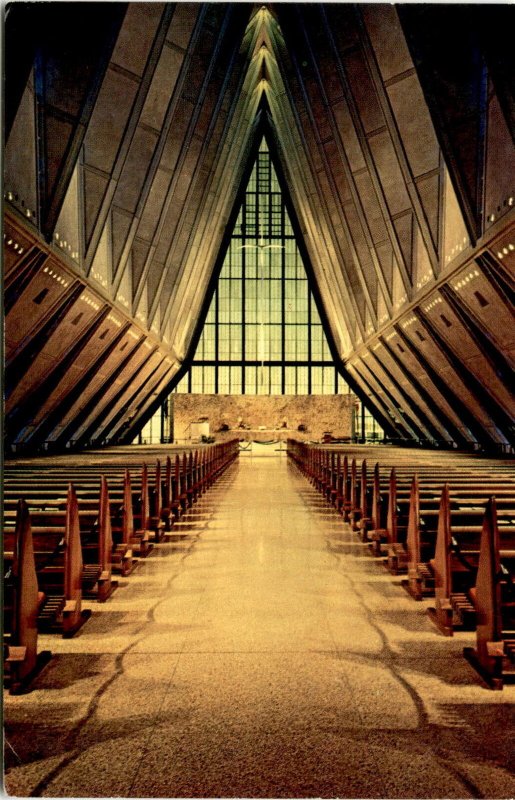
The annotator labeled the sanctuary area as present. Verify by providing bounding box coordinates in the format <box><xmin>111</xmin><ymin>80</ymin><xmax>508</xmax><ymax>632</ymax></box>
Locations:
<box><xmin>3</xmin><ymin>3</ymin><xmax>515</xmax><ymax>798</ymax></box>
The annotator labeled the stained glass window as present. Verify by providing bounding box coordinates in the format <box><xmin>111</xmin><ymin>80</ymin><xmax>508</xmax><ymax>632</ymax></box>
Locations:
<box><xmin>175</xmin><ymin>139</ymin><xmax>346</xmax><ymax>395</ymax></box>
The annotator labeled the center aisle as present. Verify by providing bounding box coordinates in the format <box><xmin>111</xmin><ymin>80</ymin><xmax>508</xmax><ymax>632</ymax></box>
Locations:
<box><xmin>5</xmin><ymin>449</ymin><xmax>515</xmax><ymax>798</ymax></box>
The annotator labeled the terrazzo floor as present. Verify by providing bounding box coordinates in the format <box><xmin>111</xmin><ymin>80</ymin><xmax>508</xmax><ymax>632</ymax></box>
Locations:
<box><xmin>3</xmin><ymin>447</ymin><xmax>515</xmax><ymax>798</ymax></box>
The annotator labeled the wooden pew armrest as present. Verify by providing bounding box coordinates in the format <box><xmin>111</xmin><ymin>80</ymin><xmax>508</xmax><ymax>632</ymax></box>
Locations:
<box><xmin>486</xmin><ymin>641</ymin><xmax>505</xmax><ymax>658</ymax></box>
<box><xmin>6</xmin><ymin>646</ymin><xmax>27</xmax><ymax>663</ymax></box>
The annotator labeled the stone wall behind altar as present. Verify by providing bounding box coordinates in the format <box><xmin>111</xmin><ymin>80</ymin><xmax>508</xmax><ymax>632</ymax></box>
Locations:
<box><xmin>171</xmin><ymin>394</ymin><xmax>356</xmax><ymax>443</ymax></box>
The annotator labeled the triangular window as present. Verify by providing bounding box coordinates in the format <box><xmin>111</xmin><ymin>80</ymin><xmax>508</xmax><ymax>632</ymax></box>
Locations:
<box><xmin>175</xmin><ymin>139</ymin><xmax>347</xmax><ymax>395</ymax></box>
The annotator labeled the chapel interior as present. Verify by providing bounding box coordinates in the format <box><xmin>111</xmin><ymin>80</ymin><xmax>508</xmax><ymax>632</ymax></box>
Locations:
<box><xmin>3</xmin><ymin>3</ymin><xmax>515</xmax><ymax>798</ymax></box>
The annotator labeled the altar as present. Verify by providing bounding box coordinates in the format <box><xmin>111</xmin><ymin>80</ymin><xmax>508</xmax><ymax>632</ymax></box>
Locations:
<box><xmin>171</xmin><ymin>393</ymin><xmax>354</xmax><ymax>444</ymax></box>
<box><xmin>220</xmin><ymin>428</ymin><xmax>295</xmax><ymax>443</ymax></box>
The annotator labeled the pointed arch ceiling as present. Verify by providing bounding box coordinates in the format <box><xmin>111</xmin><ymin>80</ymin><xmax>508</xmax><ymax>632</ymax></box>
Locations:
<box><xmin>4</xmin><ymin>3</ymin><xmax>515</xmax><ymax>452</ymax></box>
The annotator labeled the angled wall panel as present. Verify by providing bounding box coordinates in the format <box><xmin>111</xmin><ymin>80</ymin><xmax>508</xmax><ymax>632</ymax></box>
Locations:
<box><xmin>450</xmin><ymin>257</ymin><xmax>515</xmax><ymax>366</ymax></box>
<box><xmin>6</xmin><ymin>288</ymin><xmax>103</xmax><ymax>412</ymax></box>
<box><xmin>88</xmin><ymin>345</ymin><xmax>163</xmax><ymax>443</ymax></box>
<box><xmin>45</xmin><ymin>329</ymin><xmax>144</xmax><ymax>445</ymax></box>
<box><xmin>68</xmin><ymin>336</ymin><xmax>153</xmax><ymax>445</ymax></box>
<box><xmin>400</xmin><ymin>314</ymin><xmax>509</xmax><ymax>445</ymax></box>
<box><xmin>371</xmin><ymin>341</ymin><xmax>453</xmax><ymax>443</ymax></box>
<box><xmin>5</xmin><ymin>256</ymin><xmax>77</xmax><ymax>362</ymax></box>
<box><xmin>14</xmin><ymin>312</ymin><xmax>127</xmax><ymax>446</ymax></box>
<box><xmin>421</xmin><ymin>291</ymin><xmax>514</xmax><ymax>419</ymax></box>
<box><xmin>105</xmin><ymin>358</ymin><xmax>175</xmax><ymax>443</ymax></box>
<box><xmin>380</xmin><ymin>329</ymin><xmax>477</xmax><ymax>445</ymax></box>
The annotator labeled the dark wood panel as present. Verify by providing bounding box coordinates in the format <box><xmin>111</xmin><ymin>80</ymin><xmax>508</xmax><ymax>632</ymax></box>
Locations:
<box><xmin>484</xmin><ymin>92</ymin><xmax>514</xmax><ymax>228</ymax></box>
<box><xmin>342</xmin><ymin>48</ymin><xmax>385</xmax><ymax>136</ymax></box>
<box><xmin>397</xmin><ymin>6</ymin><xmax>488</xmax><ymax>242</ymax></box>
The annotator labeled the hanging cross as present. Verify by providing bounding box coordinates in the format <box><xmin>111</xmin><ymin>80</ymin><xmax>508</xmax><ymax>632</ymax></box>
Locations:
<box><xmin>240</xmin><ymin>227</ymin><xmax>284</xmax><ymax>389</ymax></box>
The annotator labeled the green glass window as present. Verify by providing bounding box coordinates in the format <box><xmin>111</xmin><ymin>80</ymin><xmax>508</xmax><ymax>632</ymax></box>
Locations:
<box><xmin>175</xmin><ymin>139</ymin><xmax>346</xmax><ymax>395</ymax></box>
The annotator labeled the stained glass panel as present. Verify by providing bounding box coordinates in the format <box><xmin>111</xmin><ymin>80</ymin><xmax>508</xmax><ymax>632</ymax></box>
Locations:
<box><xmin>175</xmin><ymin>139</ymin><xmax>347</xmax><ymax>395</ymax></box>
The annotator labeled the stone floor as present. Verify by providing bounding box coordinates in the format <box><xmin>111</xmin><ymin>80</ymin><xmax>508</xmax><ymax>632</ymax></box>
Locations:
<box><xmin>4</xmin><ymin>446</ymin><xmax>515</xmax><ymax>798</ymax></box>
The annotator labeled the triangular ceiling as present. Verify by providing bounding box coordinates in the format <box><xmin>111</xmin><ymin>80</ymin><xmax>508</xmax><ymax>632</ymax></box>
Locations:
<box><xmin>4</xmin><ymin>3</ymin><xmax>515</xmax><ymax>452</ymax></box>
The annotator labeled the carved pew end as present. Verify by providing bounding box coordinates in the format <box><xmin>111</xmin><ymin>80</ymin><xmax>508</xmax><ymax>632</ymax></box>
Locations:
<box><xmin>82</xmin><ymin>564</ymin><xmax>102</xmax><ymax>593</ymax></box>
<box><xmin>37</xmin><ymin>595</ymin><xmax>66</xmax><ymax>630</ymax></box>
<box><xmin>149</xmin><ymin>517</ymin><xmax>167</xmax><ymax>543</ymax></box>
<box><xmin>463</xmin><ymin>498</ymin><xmax>515</xmax><ymax>689</ymax></box>
<box><xmin>428</xmin><ymin>593</ymin><xmax>477</xmax><ymax>637</ymax></box>
<box><xmin>357</xmin><ymin>517</ymin><xmax>372</xmax><ymax>542</ymax></box>
<box><xmin>451</xmin><ymin>593</ymin><xmax>477</xmax><ymax>630</ymax></box>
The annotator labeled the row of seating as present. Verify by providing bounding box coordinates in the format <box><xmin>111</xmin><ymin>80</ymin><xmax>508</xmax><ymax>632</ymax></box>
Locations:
<box><xmin>287</xmin><ymin>439</ymin><xmax>515</xmax><ymax>690</ymax></box>
<box><xmin>3</xmin><ymin>440</ymin><xmax>239</xmax><ymax>694</ymax></box>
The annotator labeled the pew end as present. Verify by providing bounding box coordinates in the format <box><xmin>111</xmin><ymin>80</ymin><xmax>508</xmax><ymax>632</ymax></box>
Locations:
<box><xmin>3</xmin><ymin>501</ymin><xmax>52</xmax><ymax>694</ymax></box>
<box><xmin>462</xmin><ymin>498</ymin><xmax>515</xmax><ymax>689</ymax></box>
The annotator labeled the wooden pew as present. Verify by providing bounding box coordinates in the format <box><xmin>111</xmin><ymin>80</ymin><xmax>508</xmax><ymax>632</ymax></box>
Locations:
<box><xmin>4</xmin><ymin>478</ymin><xmax>122</xmax><ymax>600</ymax></box>
<box><xmin>287</xmin><ymin>438</ymin><xmax>515</xmax><ymax>690</ymax></box>
<box><xmin>147</xmin><ymin>460</ymin><xmax>166</xmax><ymax>543</ymax></box>
<box><xmin>367</xmin><ymin>463</ymin><xmax>389</xmax><ymax>556</ymax></box>
<box><xmin>172</xmin><ymin>454</ymin><xmax>184</xmax><ymax>519</ymax></box>
<box><xmin>4</xmin><ymin>473</ymin><xmax>134</xmax><ymax>578</ymax></box>
<box><xmin>159</xmin><ymin>456</ymin><xmax>178</xmax><ymax>529</ymax></box>
<box><xmin>350</xmin><ymin>459</ymin><xmax>374</xmax><ymax>539</ymax></box>
<box><xmin>329</xmin><ymin>454</ymin><xmax>341</xmax><ymax>509</ymax></box>
<box><xmin>398</xmin><ymin>477</ymin><xmax>515</xmax><ymax>601</ymax></box>
<box><xmin>3</xmin><ymin>500</ymin><xmax>52</xmax><ymax>693</ymax></box>
<box><xmin>426</xmin><ymin>486</ymin><xmax>515</xmax><ymax>635</ymax></box>
<box><xmin>374</xmin><ymin>470</ymin><xmax>515</xmax><ymax>574</ymax></box>
<box><xmin>109</xmin><ymin>469</ymin><xmax>137</xmax><ymax>576</ymax></box>
<box><xmin>94</xmin><ymin>477</ymin><xmax>118</xmax><ymax>601</ymax></box>
<box><xmin>6</xmin><ymin>464</ymin><xmax>155</xmax><ymax>557</ymax></box>
<box><xmin>4</xmin><ymin>484</ymin><xmax>93</xmax><ymax>635</ymax></box>
<box><xmin>35</xmin><ymin>484</ymin><xmax>90</xmax><ymax>637</ymax></box>
<box><xmin>463</xmin><ymin>498</ymin><xmax>515</xmax><ymax>689</ymax></box>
